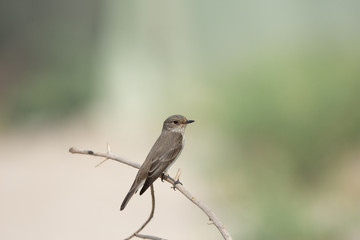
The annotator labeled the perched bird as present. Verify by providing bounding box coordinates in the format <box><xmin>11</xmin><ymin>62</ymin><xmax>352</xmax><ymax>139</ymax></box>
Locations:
<box><xmin>120</xmin><ymin>114</ymin><xmax>194</xmax><ymax>211</ymax></box>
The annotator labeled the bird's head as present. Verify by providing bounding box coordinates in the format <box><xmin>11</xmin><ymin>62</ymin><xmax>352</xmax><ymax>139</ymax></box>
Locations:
<box><xmin>163</xmin><ymin>115</ymin><xmax>194</xmax><ymax>133</ymax></box>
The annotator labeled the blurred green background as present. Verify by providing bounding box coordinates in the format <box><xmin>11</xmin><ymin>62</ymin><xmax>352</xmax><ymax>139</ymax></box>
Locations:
<box><xmin>1</xmin><ymin>1</ymin><xmax>360</xmax><ymax>240</ymax></box>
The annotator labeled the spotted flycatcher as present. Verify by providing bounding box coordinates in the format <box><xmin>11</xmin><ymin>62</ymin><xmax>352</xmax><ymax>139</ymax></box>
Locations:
<box><xmin>120</xmin><ymin>114</ymin><xmax>194</xmax><ymax>211</ymax></box>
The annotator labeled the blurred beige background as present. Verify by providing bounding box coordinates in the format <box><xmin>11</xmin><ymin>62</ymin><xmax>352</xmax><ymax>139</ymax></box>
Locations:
<box><xmin>1</xmin><ymin>1</ymin><xmax>360</xmax><ymax>240</ymax></box>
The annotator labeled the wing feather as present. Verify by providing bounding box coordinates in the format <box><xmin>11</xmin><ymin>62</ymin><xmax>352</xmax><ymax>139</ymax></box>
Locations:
<box><xmin>139</xmin><ymin>132</ymin><xmax>183</xmax><ymax>195</ymax></box>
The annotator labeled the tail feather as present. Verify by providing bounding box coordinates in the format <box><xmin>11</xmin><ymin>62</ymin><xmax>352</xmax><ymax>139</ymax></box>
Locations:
<box><xmin>139</xmin><ymin>177</ymin><xmax>156</xmax><ymax>195</ymax></box>
<box><xmin>120</xmin><ymin>179</ymin><xmax>146</xmax><ymax>211</ymax></box>
<box><xmin>120</xmin><ymin>189</ymin><xmax>136</xmax><ymax>211</ymax></box>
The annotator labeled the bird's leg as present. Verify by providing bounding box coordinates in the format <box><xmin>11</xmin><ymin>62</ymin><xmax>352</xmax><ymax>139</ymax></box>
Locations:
<box><xmin>161</xmin><ymin>171</ymin><xmax>176</xmax><ymax>182</ymax></box>
<box><xmin>161</xmin><ymin>171</ymin><xmax>170</xmax><ymax>182</ymax></box>
<box><xmin>161</xmin><ymin>169</ymin><xmax>183</xmax><ymax>190</ymax></box>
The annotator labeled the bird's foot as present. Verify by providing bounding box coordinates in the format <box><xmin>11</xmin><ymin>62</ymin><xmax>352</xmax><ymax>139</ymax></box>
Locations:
<box><xmin>161</xmin><ymin>169</ymin><xmax>183</xmax><ymax>191</ymax></box>
<box><xmin>171</xmin><ymin>179</ymin><xmax>183</xmax><ymax>190</ymax></box>
<box><xmin>161</xmin><ymin>173</ymin><xmax>174</xmax><ymax>182</ymax></box>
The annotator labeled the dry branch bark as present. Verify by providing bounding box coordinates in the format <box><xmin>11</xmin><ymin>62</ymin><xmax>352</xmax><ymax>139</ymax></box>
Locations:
<box><xmin>124</xmin><ymin>185</ymin><xmax>157</xmax><ymax>240</ymax></box>
<box><xmin>69</xmin><ymin>147</ymin><xmax>232</xmax><ymax>240</ymax></box>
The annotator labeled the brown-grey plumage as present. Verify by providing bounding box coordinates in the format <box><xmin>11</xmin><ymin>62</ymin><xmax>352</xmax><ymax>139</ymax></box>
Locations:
<box><xmin>120</xmin><ymin>115</ymin><xmax>194</xmax><ymax>211</ymax></box>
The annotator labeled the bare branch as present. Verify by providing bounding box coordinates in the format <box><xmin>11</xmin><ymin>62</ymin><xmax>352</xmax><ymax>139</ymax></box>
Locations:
<box><xmin>94</xmin><ymin>143</ymin><xmax>111</xmax><ymax>167</ymax></box>
<box><xmin>69</xmin><ymin>147</ymin><xmax>140</xmax><ymax>168</ymax></box>
<box><xmin>125</xmin><ymin>185</ymin><xmax>157</xmax><ymax>240</ymax></box>
<box><xmin>69</xmin><ymin>147</ymin><xmax>232</xmax><ymax>240</ymax></box>
<box><xmin>134</xmin><ymin>233</ymin><xmax>167</xmax><ymax>240</ymax></box>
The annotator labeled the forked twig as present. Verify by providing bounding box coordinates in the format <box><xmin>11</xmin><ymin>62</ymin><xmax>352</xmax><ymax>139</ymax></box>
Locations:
<box><xmin>69</xmin><ymin>146</ymin><xmax>232</xmax><ymax>240</ymax></box>
<box><xmin>94</xmin><ymin>143</ymin><xmax>111</xmax><ymax>167</ymax></box>
<box><xmin>125</xmin><ymin>185</ymin><xmax>157</xmax><ymax>240</ymax></box>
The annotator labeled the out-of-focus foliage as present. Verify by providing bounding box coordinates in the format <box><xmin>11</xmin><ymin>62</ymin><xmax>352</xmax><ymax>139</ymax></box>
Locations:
<box><xmin>202</xmin><ymin>46</ymin><xmax>360</xmax><ymax>240</ymax></box>
<box><xmin>211</xmin><ymin>46</ymin><xmax>360</xmax><ymax>181</ymax></box>
<box><xmin>0</xmin><ymin>0</ymin><xmax>99</xmax><ymax>126</ymax></box>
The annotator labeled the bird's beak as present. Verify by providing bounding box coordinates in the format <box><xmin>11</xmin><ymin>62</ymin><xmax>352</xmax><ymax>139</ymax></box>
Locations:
<box><xmin>185</xmin><ymin>120</ymin><xmax>195</xmax><ymax>124</ymax></box>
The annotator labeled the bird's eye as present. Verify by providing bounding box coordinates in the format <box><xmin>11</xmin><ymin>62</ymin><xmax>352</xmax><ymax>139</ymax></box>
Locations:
<box><xmin>173</xmin><ymin>120</ymin><xmax>178</xmax><ymax>124</ymax></box>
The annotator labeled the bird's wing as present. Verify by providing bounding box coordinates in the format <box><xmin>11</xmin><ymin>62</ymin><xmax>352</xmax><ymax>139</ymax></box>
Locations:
<box><xmin>139</xmin><ymin>133</ymin><xmax>183</xmax><ymax>195</ymax></box>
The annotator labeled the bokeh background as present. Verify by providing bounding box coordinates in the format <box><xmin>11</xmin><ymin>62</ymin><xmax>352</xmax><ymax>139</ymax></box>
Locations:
<box><xmin>1</xmin><ymin>1</ymin><xmax>360</xmax><ymax>239</ymax></box>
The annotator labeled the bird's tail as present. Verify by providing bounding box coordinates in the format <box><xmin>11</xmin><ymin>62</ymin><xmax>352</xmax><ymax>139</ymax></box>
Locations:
<box><xmin>120</xmin><ymin>179</ymin><xmax>145</xmax><ymax>211</ymax></box>
<box><xmin>120</xmin><ymin>188</ymin><xmax>136</xmax><ymax>211</ymax></box>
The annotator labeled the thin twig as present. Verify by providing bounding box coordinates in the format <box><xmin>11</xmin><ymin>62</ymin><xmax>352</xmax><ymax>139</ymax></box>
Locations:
<box><xmin>69</xmin><ymin>147</ymin><xmax>140</xmax><ymax>168</ymax></box>
<box><xmin>94</xmin><ymin>143</ymin><xmax>111</xmax><ymax>167</ymax></box>
<box><xmin>174</xmin><ymin>168</ymin><xmax>181</xmax><ymax>182</ymax></box>
<box><xmin>134</xmin><ymin>233</ymin><xmax>167</xmax><ymax>240</ymax></box>
<box><xmin>69</xmin><ymin>147</ymin><xmax>232</xmax><ymax>240</ymax></box>
<box><xmin>125</xmin><ymin>185</ymin><xmax>156</xmax><ymax>240</ymax></box>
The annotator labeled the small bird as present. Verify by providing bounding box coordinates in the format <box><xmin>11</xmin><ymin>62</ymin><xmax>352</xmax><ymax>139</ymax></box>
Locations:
<box><xmin>120</xmin><ymin>114</ymin><xmax>194</xmax><ymax>211</ymax></box>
